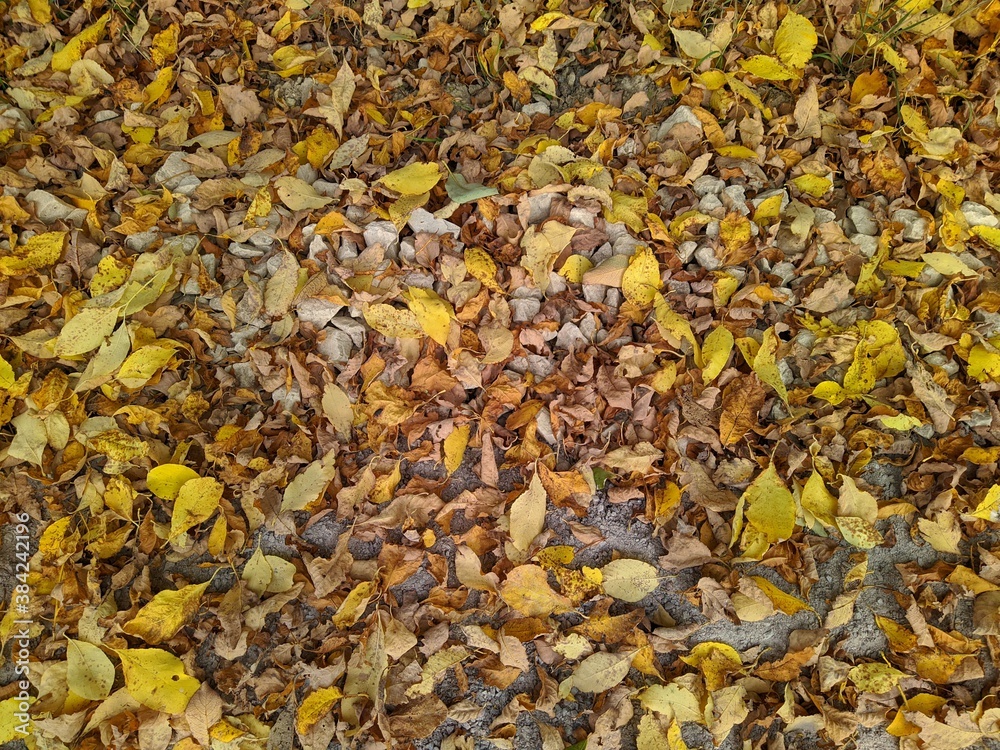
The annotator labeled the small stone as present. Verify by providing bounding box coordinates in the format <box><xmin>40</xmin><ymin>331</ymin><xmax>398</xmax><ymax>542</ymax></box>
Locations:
<box><xmin>605</xmin><ymin>289</ymin><xmax>623</xmax><ymax>308</ymax></box>
<box><xmin>676</xmin><ymin>241</ymin><xmax>697</xmax><ymax>263</ymax></box>
<box><xmin>591</xmin><ymin>243</ymin><xmax>614</xmax><ymax>265</ymax></box>
<box><xmin>398</xmin><ymin>238</ymin><xmax>416</xmax><ymax>265</ymax></box>
<box><xmin>961</xmin><ymin>201</ymin><xmax>998</xmax><ymax>228</ymax></box>
<box><xmin>125</xmin><ymin>230</ymin><xmax>160</xmax><ymax>252</ymax></box>
<box><xmin>556</xmin><ymin>322</ymin><xmax>587</xmax><ymax>350</ymax></box>
<box><xmin>526</xmin><ymin>354</ymin><xmax>554</xmax><ymax>379</ymax></box>
<box><xmin>26</xmin><ymin>190</ymin><xmax>88</xmax><ymax>226</ymax></box>
<box><xmin>698</xmin><ymin>193</ymin><xmax>724</xmax><ymax>214</ymax></box>
<box><xmin>569</xmin><ymin>207</ymin><xmax>596</xmax><ymax>227</ymax></box>
<box><xmin>535</xmin><ymin>408</ymin><xmax>556</xmax><ymax>444</ymax></box>
<box><xmin>407</xmin><ymin>208</ymin><xmax>461</xmax><ymax>237</ymax></box>
<box><xmin>317</xmin><ymin>329</ymin><xmax>354</xmax><ymax>363</ymax></box>
<box><xmin>312</xmin><ymin>180</ymin><xmax>339</xmax><ymax>197</ymax></box>
<box><xmin>248</xmin><ymin>231</ymin><xmax>275</xmax><ymax>249</ymax></box>
<box><xmin>296</xmin><ymin>164</ymin><xmax>319</xmax><ymax>184</ymax></box>
<box><xmin>752</xmin><ymin>188</ymin><xmax>788</xmax><ymax>212</ymax></box>
<box><xmin>692</xmin><ymin>175</ymin><xmax>725</xmax><ymax>197</ymax></box>
<box><xmin>521</xmin><ymin>101</ymin><xmax>550</xmax><ymax>117</ymax></box>
<box><xmin>547</xmin><ymin>272</ymin><xmax>568</xmax><ymax>294</ymax></box>
<box><xmin>363</xmin><ymin>221</ymin><xmax>399</xmax><ymax>252</ymax></box>
<box><xmin>329</xmin><ymin>316</ymin><xmax>368</xmax><ymax>347</ymax></box>
<box><xmin>337</xmin><ymin>239</ymin><xmax>359</xmax><ymax>262</ymax></box>
<box><xmin>657</xmin><ymin>105</ymin><xmax>702</xmax><ymax>138</ymax></box>
<box><xmin>892</xmin><ymin>208</ymin><xmax>928</xmax><ymax>242</ymax></box>
<box><xmin>813</xmin><ymin>208</ymin><xmax>837</xmax><ymax>225</ymax></box>
<box><xmin>722</xmin><ymin>185</ymin><xmax>749</xmax><ymax>215</ymax></box>
<box><xmin>695</xmin><ymin>245</ymin><xmax>721</xmax><ymax>271</ymax></box>
<box><xmin>667</xmin><ymin>280</ymin><xmax>691</xmax><ymax>294</ymax></box>
<box><xmin>771</xmin><ymin>261</ymin><xmax>796</xmax><ymax>285</ymax></box>
<box><xmin>705</xmin><ymin>221</ymin><xmax>720</xmax><ymax>239</ymax></box>
<box><xmin>850</xmin><ymin>234</ymin><xmax>878</xmax><ymax>259</ymax></box>
<box><xmin>582</xmin><ymin>284</ymin><xmax>605</xmax><ymax>304</ymax></box>
<box><xmin>612</xmin><ymin>235</ymin><xmax>642</xmax><ymax>256</ymax></box>
<box><xmin>847</xmin><ymin>205</ymin><xmax>878</xmax><ymax>235</ymax></box>
<box><xmin>297</xmin><ymin>298</ymin><xmax>343</xmax><ymax>328</ymax></box>
<box><xmin>511</xmin><ymin>298</ymin><xmax>541</xmax><ymax>323</ymax></box>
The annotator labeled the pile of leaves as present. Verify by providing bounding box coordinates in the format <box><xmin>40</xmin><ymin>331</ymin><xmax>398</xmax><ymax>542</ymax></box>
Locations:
<box><xmin>4</xmin><ymin>0</ymin><xmax>1000</xmax><ymax>747</ymax></box>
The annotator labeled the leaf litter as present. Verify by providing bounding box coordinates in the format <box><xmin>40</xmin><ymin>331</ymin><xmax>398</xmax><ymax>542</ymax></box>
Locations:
<box><xmin>4</xmin><ymin>0</ymin><xmax>1000</xmax><ymax>749</ymax></box>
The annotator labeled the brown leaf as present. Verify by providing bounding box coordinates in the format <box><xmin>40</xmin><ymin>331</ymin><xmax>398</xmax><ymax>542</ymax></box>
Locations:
<box><xmin>719</xmin><ymin>374</ymin><xmax>766</xmax><ymax>446</ymax></box>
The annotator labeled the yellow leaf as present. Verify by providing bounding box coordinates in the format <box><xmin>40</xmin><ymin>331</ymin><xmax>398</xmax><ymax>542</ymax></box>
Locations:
<box><xmin>836</xmin><ymin>515</ymin><xmax>884</xmax><ymax>548</ymax></box>
<box><xmin>406</xmin><ymin>646</ymin><xmax>470</xmax><ymax>697</ymax></box>
<box><xmin>740</xmin><ymin>55</ymin><xmax>796</xmax><ymax>80</ymax></box>
<box><xmin>104</xmin><ymin>475</ymin><xmax>135</xmax><ymax>519</ymax></box>
<box><xmin>622</xmin><ymin>246</ymin><xmax>661</xmax><ymax>306</ymax></box>
<box><xmin>28</xmin><ymin>0</ymin><xmax>51</xmax><ymax>23</ymax></box>
<box><xmin>321</xmin><ymin>383</ymin><xmax>353</xmax><ymax>437</ymax></box>
<box><xmin>377</xmin><ymin>162</ymin><xmax>441</xmax><ymax>195</ymax></box>
<box><xmin>332</xmin><ymin>579</ymin><xmax>378</xmax><ymax>628</ymax></box>
<box><xmin>521</xmin><ymin>221</ymin><xmax>577</xmax><ymax>292</ymax></box>
<box><xmin>559</xmin><ymin>254</ymin><xmax>593</xmax><ymax>283</ymax></box>
<box><xmin>600</xmin><ymin>559</ymin><xmax>660</xmax><ymax>602</ymax></box>
<box><xmin>875</xmin><ymin>414</ymin><xmax>923</xmax><ymax>431</ymax></box>
<box><xmin>55</xmin><ymin>306</ymin><xmax>119</xmax><ymax>357</ymax></box>
<box><xmin>752</xmin><ymin>328</ymin><xmax>787</xmax><ymax>404</ymax></box>
<box><xmin>792</xmin><ymin>174</ymin><xmax>832</xmax><ymax>197</ymax></box>
<box><xmin>922</xmin><ymin>252</ymin><xmax>976</xmax><ymax>277</ymax></box>
<box><xmin>813</xmin><ymin>380</ymin><xmax>847</xmax><ymax>405</ymax></box>
<box><xmin>122</xmin><ymin>582</ymin><xmax>210</xmax><ymax>644</ymax></box>
<box><xmin>680</xmin><ymin>642</ymin><xmax>743</xmax><ymax>691</ymax></box>
<box><xmin>444</xmin><ymin>424</ymin><xmax>470</xmax><ymax>476</ymax></box>
<box><xmin>604</xmin><ymin>192</ymin><xmax>648</xmax><ymax>233</ymax></box>
<box><xmin>296</xmin><ymin>687</ymin><xmax>343</xmax><ymax>735</ymax></box>
<box><xmin>653</xmin><ymin>293</ymin><xmax>699</xmax><ymax>357</ymax></box>
<box><xmin>499</xmin><ymin>564</ymin><xmax>572</xmax><ymax>617</ymax></box>
<box><xmin>117</xmin><ymin>648</ymin><xmax>200</xmax><ymax>714</ymax></box>
<box><xmin>530</xmin><ymin>11</ymin><xmax>567</xmax><ymax>32</ymax></box>
<box><xmin>51</xmin><ymin>13</ymin><xmax>111</xmax><ymax>72</ymax></box>
<box><xmin>170</xmin><ymin>478</ymin><xmax>223</xmax><ymax>540</ymax></box>
<box><xmin>90</xmin><ymin>255</ymin><xmax>129</xmax><ymax>295</ymax></box>
<box><xmin>848</xmin><ymin>663</ymin><xmax>905</xmax><ymax>694</ymax></box>
<box><xmin>363</xmin><ymin>303</ymin><xmax>423</xmax><ymax>339</ymax></box>
<box><xmin>971</xmin><ymin>225</ymin><xmax>1000</xmax><ymax>251</ymax></box>
<box><xmin>720</xmin><ymin>212</ymin><xmax>752</xmax><ymax>254</ymax></box>
<box><xmin>970</xmin><ymin>485</ymin><xmax>1000</xmax><ymax>522</ymax></box>
<box><xmin>147</xmin><ymin>464</ymin><xmax>201</xmax><ymax>501</ymax></box>
<box><xmin>67</xmin><ymin>639</ymin><xmax>115</xmax><ymax>701</ymax></box>
<box><xmin>87</xmin><ymin>430</ymin><xmax>148</xmax><ymax>461</ymax></box>
<box><xmin>281</xmin><ymin>449</ymin><xmax>338</xmax><ymax>512</ymax></box>
<box><xmin>773</xmin><ymin>12</ymin><xmax>817</xmax><ymax>68</ymax></box>
<box><xmin>742</xmin><ymin>463</ymin><xmax>796</xmax><ymax>543</ymax></box>
<box><xmin>0</xmin><ymin>230</ymin><xmax>67</xmax><ymax>275</ymax></box>
<box><xmin>151</xmin><ymin>23</ymin><xmax>179</xmax><ymax>66</ymax></box>
<box><xmin>0</xmin><ymin>356</ymin><xmax>14</xmax><ymax>390</ymax></box>
<box><xmin>701</xmin><ymin>326</ymin><xmax>734</xmax><ymax>383</ymax></box>
<box><xmin>465</xmin><ymin>247</ymin><xmax>503</xmax><ymax>292</ymax></box>
<box><xmin>509</xmin><ymin>472</ymin><xmax>547</xmax><ymax>552</ymax></box>
<box><xmin>749</xmin><ymin>576</ymin><xmax>812</xmax><ymax>614</ymax></box>
<box><xmin>801</xmin><ymin>469</ymin><xmax>837</xmax><ymax>527</ymax></box>
<box><xmin>274</xmin><ymin>176</ymin><xmax>332</xmax><ymax>211</ymax></box>
<box><xmin>716</xmin><ymin>144</ymin><xmax>759</xmax><ymax>160</ymax></box>
<box><xmin>671</xmin><ymin>28</ymin><xmax>721</xmax><ymax>61</ymax></box>
<box><xmin>559</xmin><ymin>651</ymin><xmax>634</xmax><ymax>698</ymax></box>
<box><xmin>753</xmin><ymin>194</ymin><xmax>784</xmax><ymax>223</ymax></box>
<box><xmin>404</xmin><ymin>287</ymin><xmax>455</xmax><ymax>345</ymax></box>
<box><xmin>116</xmin><ymin>344</ymin><xmax>177</xmax><ymax>389</ymax></box>
<box><xmin>843</xmin><ymin>342</ymin><xmax>876</xmax><ymax>394</ymax></box>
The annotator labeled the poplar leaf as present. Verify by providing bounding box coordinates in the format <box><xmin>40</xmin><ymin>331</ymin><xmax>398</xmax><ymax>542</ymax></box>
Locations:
<box><xmin>51</xmin><ymin>13</ymin><xmax>111</xmax><ymax>72</ymax></box>
<box><xmin>67</xmin><ymin>639</ymin><xmax>115</xmax><ymax>701</ymax></box>
<box><xmin>117</xmin><ymin>648</ymin><xmax>200</xmax><ymax>714</ymax></box>
<box><xmin>622</xmin><ymin>246</ymin><xmax>661</xmax><ymax>306</ymax></box>
<box><xmin>701</xmin><ymin>326</ymin><xmax>734</xmax><ymax>383</ymax></box>
<box><xmin>170</xmin><ymin>478</ymin><xmax>224</xmax><ymax>539</ymax></box>
<box><xmin>742</xmin><ymin>463</ymin><xmax>796</xmax><ymax>543</ymax></box>
<box><xmin>509</xmin><ymin>472</ymin><xmax>547</xmax><ymax>551</ymax></box>
<box><xmin>122</xmin><ymin>582</ymin><xmax>210</xmax><ymax>644</ymax></box>
<box><xmin>558</xmin><ymin>651</ymin><xmax>633</xmax><ymax>698</ymax></box>
<box><xmin>600</xmin><ymin>559</ymin><xmax>660</xmax><ymax>602</ymax></box>
<box><xmin>773</xmin><ymin>12</ymin><xmax>818</xmax><ymax>68</ymax></box>
<box><xmin>403</xmin><ymin>287</ymin><xmax>455</xmax><ymax>345</ymax></box>
<box><xmin>377</xmin><ymin>162</ymin><xmax>441</xmax><ymax>195</ymax></box>
<box><xmin>752</xmin><ymin>328</ymin><xmax>788</xmax><ymax>404</ymax></box>
<box><xmin>147</xmin><ymin>464</ymin><xmax>200</xmax><ymax>501</ymax></box>
<box><xmin>55</xmin><ymin>306</ymin><xmax>119</xmax><ymax>357</ymax></box>
<box><xmin>443</xmin><ymin>424</ymin><xmax>470</xmax><ymax>476</ymax></box>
